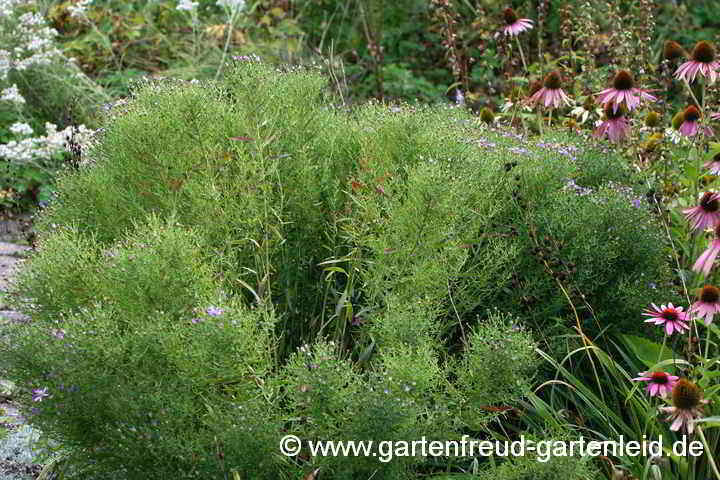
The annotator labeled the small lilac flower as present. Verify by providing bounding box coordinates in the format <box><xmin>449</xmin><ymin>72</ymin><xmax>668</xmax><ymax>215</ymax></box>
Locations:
<box><xmin>502</xmin><ymin>7</ymin><xmax>533</xmax><ymax>36</ymax></box>
<box><xmin>205</xmin><ymin>306</ymin><xmax>224</xmax><ymax>317</ymax></box>
<box><xmin>593</xmin><ymin>103</ymin><xmax>631</xmax><ymax>142</ymax></box>
<box><xmin>632</xmin><ymin>371</ymin><xmax>679</xmax><ymax>398</ymax></box>
<box><xmin>528</xmin><ymin>71</ymin><xmax>571</xmax><ymax>109</ymax></box>
<box><xmin>678</xmin><ymin>105</ymin><xmax>713</xmax><ymax>137</ymax></box>
<box><xmin>693</xmin><ymin>224</ymin><xmax>720</xmax><ymax>276</ymax></box>
<box><xmin>690</xmin><ymin>285</ymin><xmax>720</xmax><ymax>325</ymax></box>
<box><xmin>675</xmin><ymin>41</ymin><xmax>720</xmax><ymax>84</ymax></box>
<box><xmin>191</xmin><ymin>317</ymin><xmax>203</xmax><ymax>324</ymax></box>
<box><xmin>595</xmin><ymin>70</ymin><xmax>657</xmax><ymax>113</ymax></box>
<box><xmin>684</xmin><ymin>191</ymin><xmax>720</xmax><ymax>231</ymax></box>
<box><xmin>50</xmin><ymin>328</ymin><xmax>65</xmax><ymax>340</ymax></box>
<box><xmin>643</xmin><ymin>303</ymin><xmax>690</xmax><ymax>335</ymax></box>
<box><xmin>32</xmin><ymin>388</ymin><xmax>49</xmax><ymax>402</ymax></box>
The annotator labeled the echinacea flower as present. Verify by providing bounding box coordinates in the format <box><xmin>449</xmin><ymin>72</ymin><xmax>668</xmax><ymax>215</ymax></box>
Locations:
<box><xmin>678</xmin><ymin>105</ymin><xmax>713</xmax><ymax>137</ymax></box>
<box><xmin>675</xmin><ymin>41</ymin><xmax>720</xmax><ymax>84</ymax></box>
<box><xmin>693</xmin><ymin>223</ymin><xmax>720</xmax><ymax>275</ymax></box>
<box><xmin>660</xmin><ymin>379</ymin><xmax>708</xmax><ymax>434</ymax></box>
<box><xmin>32</xmin><ymin>388</ymin><xmax>49</xmax><ymax>402</ymax></box>
<box><xmin>632</xmin><ymin>371</ymin><xmax>679</xmax><ymax>398</ymax></box>
<box><xmin>705</xmin><ymin>152</ymin><xmax>720</xmax><ymax>174</ymax></box>
<box><xmin>593</xmin><ymin>103</ymin><xmax>631</xmax><ymax>142</ymax></box>
<box><xmin>528</xmin><ymin>71</ymin><xmax>571</xmax><ymax>109</ymax></box>
<box><xmin>643</xmin><ymin>303</ymin><xmax>690</xmax><ymax>335</ymax></box>
<box><xmin>595</xmin><ymin>70</ymin><xmax>657</xmax><ymax>113</ymax></box>
<box><xmin>690</xmin><ymin>284</ymin><xmax>720</xmax><ymax>325</ymax></box>
<box><xmin>502</xmin><ymin>7</ymin><xmax>533</xmax><ymax>36</ymax></box>
<box><xmin>684</xmin><ymin>191</ymin><xmax>720</xmax><ymax>231</ymax></box>
<box><xmin>711</xmin><ymin>112</ymin><xmax>720</xmax><ymax>121</ymax></box>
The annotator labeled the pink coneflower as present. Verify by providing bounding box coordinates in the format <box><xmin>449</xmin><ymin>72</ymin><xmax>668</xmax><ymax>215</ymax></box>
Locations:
<box><xmin>502</xmin><ymin>8</ymin><xmax>533</xmax><ymax>36</ymax></box>
<box><xmin>528</xmin><ymin>71</ymin><xmax>571</xmax><ymax>109</ymax></box>
<box><xmin>595</xmin><ymin>70</ymin><xmax>657</xmax><ymax>113</ymax></box>
<box><xmin>704</xmin><ymin>152</ymin><xmax>720</xmax><ymax>174</ymax></box>
<box><xmin>632</xmin><ymin>371</ymin><xmax>679</xmax><ymax>398</ymax></box>
<box><xmin>675</xmin><ymin>41</ymin><xmax>720</xmax><ymax>84</ymax></box>
<box><xmin>660</xmin><ymin>379</ymin><xmax>708</xmax><ymax>434</ymax></box>
<box><xmin>693</xmin><ymin>224</ymin><xmax>720</xmax><ymax>276</ymax></box>
<box><xmin>593</xmin><ymin>103</ymin><xmax>631</xmax><ymax>142</ymax></box>
<box><xmin>678</xmin><ymin>105</ymin><xmax>713</xmax><ymax>137</ymax></box>
<box><xmin>643</xmin><ymin>303</ymin><xmax>690</xmax><ymax>335</ymax></box>
<box><xmin>683</xmin><ymin>191</ymin><xmax>720</xmax><ymax>231</ymax></box>
<box><xmin>690</xmin><ymin>284</ymin><xmax>720</xmax><ymax>325</ymax></box>
<box><xmin>711</xmin><ymin>112</ymin><xmax>720</xmax><ymax>121</ymax></box>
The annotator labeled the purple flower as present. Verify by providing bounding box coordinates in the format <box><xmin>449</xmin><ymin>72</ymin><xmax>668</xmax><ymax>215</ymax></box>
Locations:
<box><xmin>502</xmin><ymin>8</ymin><xmax>533</xmax><ymax>36</ymax></box>
<box><xmin>205</xmin><ymin>306</ymin><xmax>225</xmax><ymax>317</ymax></box>
<box><xmin>50</xmin><ymin>328</ymin><xmax>65</xmax><ymax>340</ymax></box>
<box><xmin>32</xmin><ymin>388</ymin><xmax>49</xmax><ymax>402</ymax></box>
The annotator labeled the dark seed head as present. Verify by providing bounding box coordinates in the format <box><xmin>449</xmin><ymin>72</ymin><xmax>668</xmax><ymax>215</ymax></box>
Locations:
<box><xmin>503</xmin><ymin>7</ymin><xmax>518</xmax><ymax>25</ymax></box>
<box><xmin>650</xmin><ymin>372</ymin><xmax>669</xmax><ymax>384</ymax></box>
<box><xmin>700</xmin><ymin>284</ymin><xmax>720</xmax><ymax>303</ymax></box>
<box><xmin>691</xmin><ymin>41</ymin><xmax>716</xmax><ymax>64</ymax></box>
<box><xmin>612</xmin><ymin>70</ymin><xmax>634</xmax><ymax>90</ymax></box>
<box><xmin>684</xmin><ymin>105</ymin><xmax>701</xmax><ymax>122</ymax></box>
<box><xmin>543</xmin><ymin>71</ymin><xmax>562</xmax><ymax>90</ymax></box>
<box><xmin>700</xmin><ymin>192</ymin><xmax>720</xmax><ymax>213</ymax></box>
<box><xmin>672</xmin><ymin>379</ymin><xmax>702</xmax><ymax>410</ymax></box>
<box><xmin>604</xmin><ymin>103</ymin><xmax>625</xmax><ymax>119</ymax></box>
<box><xmin>660</xmin><ymin>308</ymin><xmax>679</xmax><ymax>322</ymax></box>
<box><xmin>664</xmin><ymin>40</ymin><xmax>686</xmax><ymax>61</ymax></box>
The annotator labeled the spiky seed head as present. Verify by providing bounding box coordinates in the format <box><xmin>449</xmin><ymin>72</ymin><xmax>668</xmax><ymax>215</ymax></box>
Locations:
<box><xmin>671</xmin><ymin>379</ymin><xmax>702</xmax><ymax>410</ymax></box>
<box><xmin>691</xmin><ymin>41</ymin><xmax>716</xmax><ymax>64</ymax></box>
<box><xmin>684</xmin><ymin>105</ymin><xmax>701</xmax><ymax>122</ymax></box>
<box><xmin>503</xmin><ymin>7</ymin><xmax>518</xmax><ymax>25</ymax></box>
<box><xmin>543</xmin><ymin>71</ymin><xmax>562</xmax><ymax>89</ymax></box>
<box><xmin>613</xmin><ymin>70</ymin><xmax>634</xmax><ymax>90</ymax></box>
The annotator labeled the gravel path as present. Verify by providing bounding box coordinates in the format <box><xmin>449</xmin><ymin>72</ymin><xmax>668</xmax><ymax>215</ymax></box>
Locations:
<box><xmin>0</xmin><ymin>240</ymin><xmax>44</xmax><ymax>480</ymax></box>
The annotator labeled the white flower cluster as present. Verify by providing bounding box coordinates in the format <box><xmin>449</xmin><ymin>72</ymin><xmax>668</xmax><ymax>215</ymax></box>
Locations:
<box><xmin>177</xmin><ymin>0</ymin><xmax>199</xmax><ymax>11</ymax></box>
<box><xmin>68</xmin><ymin>0</ymin><xmax>93</xmax><ymax>19</ymax></box>
<box><xmin>0</xmin><ymin>123</ymin><xmax>95</xmax><ymax>165</ymax></box>
<box><xmin>1</xmin><ymin>9</ymin><xmax>63</xmax><ymax>80</ymax></box>
<box><xmin>216</xmin><ymin>0</ymin><xmax>245</xmax><ymax>11</ymax></box>
<box><xmin>9</xmin><ymin>122</ymin><xmax>33</xmax><ymax>136</ymax></box>
<box><xmin>1</xmin><ymin>84</ymin><xmax>25</xmax><ymax>104</ymax></box>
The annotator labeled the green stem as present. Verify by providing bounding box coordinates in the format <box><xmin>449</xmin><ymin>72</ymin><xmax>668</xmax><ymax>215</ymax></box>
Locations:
<box><xmin>215</xmin><ymin>7</ymin><xmax>239</xmax><ymax>82</ymax></box>
<box><xmin>696</xmin><ymin>426</ymin><xmax>720</xmax><ymax>480</ymax></box>
<box><xmin>515</xmin><ymin>35</ymin><xmax>528</xmax><ymax>73</ymax></box>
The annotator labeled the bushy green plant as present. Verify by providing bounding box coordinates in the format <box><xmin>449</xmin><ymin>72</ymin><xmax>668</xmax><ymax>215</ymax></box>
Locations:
<box><xmin>1</xmin><ymin>61</ymin><xmax>672</xmax><ymax>478</ymax></box>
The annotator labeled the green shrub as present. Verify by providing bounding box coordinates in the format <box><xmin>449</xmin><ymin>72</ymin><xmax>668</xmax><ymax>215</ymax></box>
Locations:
<box><xmin>2</xmin><ymin>61</ymin><xmax>669</xmax><ymax>478</ymax></box>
